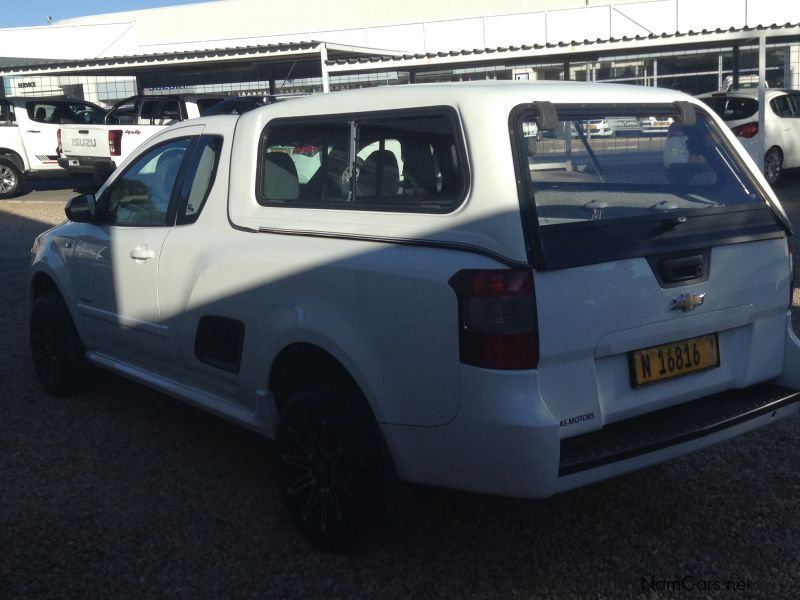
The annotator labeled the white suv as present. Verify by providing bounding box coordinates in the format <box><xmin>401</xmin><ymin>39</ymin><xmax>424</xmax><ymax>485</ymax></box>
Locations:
<box><xmin>697</xmin><ymin>88</ymin><xmax>800</xmax><ymax>184</ymax></box>
<box><xmin>29</xmin><ymin>82</ymin><xmax>800</xmax><ymax>549</ymax></box>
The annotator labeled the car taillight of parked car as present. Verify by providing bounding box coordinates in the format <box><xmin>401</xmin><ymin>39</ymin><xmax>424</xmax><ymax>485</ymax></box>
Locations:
<box><xmin>732</xmin><ymin>122</ymin><xmax>759</xmax><ymax>138</ymax></box>
<box><xmin>56</xmin><ymin>128</ymin><xmax>61</xmax><ymax>154</ymax></box>
<box><xmin>448</xmin><ymin>269</ymin><xmax>539</xmax><ymax>370</ymax></box>
<box><xmin>108</xmin><ymin>130</ymin><xmax>122</xmax><ymax>156</ymax></box>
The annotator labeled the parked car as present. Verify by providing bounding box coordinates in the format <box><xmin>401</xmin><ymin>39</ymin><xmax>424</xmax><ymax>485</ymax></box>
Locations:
<box><xmin>640</xmin><ymin>114</ymin><xmax>674</xmax><ymax>135</ymax></box>
<box><xmin>57</xmin><ymin>93</ymin><xmax>227</xmax><ymax>184</ymax></box>
<box><xmin>697</xmin><ymin>88</ymin><xmax>800</xmax><ymax>184</ymax></box>
<box><xmin>585</xmin><ymin>116</ymin><xmax>641</xmax><ymax>136</ymax></box>
<box><xmin>0</xmin><ymin>96</ymin><xmax>106</xmax><ymax>198</ymax></box>
<box><xmin>30</xmin><ymin>82</ymin><xmax>800</xmax><ymax>549</ymax></box>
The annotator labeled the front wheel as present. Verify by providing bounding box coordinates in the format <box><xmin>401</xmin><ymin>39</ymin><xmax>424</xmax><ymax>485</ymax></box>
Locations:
<box><xmin>764</xmin><ymin>147</ymin><xmax>783</xmax><ymax>185</ymax></box>
<box><xmin>0</xmin><ymin>158</ymin><xmax>22</xmax><ymax>199</ymax></box>
<box><xmin>30</xmin><ymin>291</ymin><xmax>88</xmax><ymax>396</ymax></box>
<box><xmin>276</xmin><ymin>390</ymin><xmax>384</xmax><ymax>550</ymax></box>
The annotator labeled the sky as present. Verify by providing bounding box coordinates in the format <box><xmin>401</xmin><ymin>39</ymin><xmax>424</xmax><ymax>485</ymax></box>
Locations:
<box><xmin>2</xmin><ymin>0</ymin><xmax>206</xmax><ymax>28</ymax></box>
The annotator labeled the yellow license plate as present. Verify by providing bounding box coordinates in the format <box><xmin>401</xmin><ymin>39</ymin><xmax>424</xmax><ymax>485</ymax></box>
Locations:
<box><xmin>630</xmin><ymin>333</ymin><xmax>719</xmax><ymax>388</ymax></box>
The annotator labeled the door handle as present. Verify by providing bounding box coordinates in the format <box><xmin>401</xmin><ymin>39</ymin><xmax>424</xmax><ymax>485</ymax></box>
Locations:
<box><xmin>27</xmin><ymin>129</ymin><xmax>41</xmax><ymax>133</ymax></box>
<box><xmin>130</xmin><ymin>246</ymin><xmax>155</xmax><ymax>261</ymax></box>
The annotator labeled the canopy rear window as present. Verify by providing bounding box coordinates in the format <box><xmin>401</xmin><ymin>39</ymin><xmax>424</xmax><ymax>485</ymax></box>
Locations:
<box><xmin>514</xmin><ymin>103</ymin><xmax>784</xmax><ymax>269</ymax></box>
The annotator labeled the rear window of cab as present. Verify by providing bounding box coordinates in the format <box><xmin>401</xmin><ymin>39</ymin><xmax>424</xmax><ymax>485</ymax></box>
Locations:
<box><xmin>256</xmin><ymin>109</ymin><xmax>468</xmax><ymax>213</ymax></box>
<box><xmin>26</xmin><ymin>101</ymin><xmax>105</xmax><ymax>125</ymax></box>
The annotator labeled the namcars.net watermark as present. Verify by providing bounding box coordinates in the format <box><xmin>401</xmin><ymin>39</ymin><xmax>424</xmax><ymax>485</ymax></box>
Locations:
<box><xmin>642</xmin><ymin>575</ymin><xmax>753</xmax><ymax>593</ymax></box>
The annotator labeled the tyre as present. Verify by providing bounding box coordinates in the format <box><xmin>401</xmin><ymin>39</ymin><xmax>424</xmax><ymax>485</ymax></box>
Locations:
<box><xmin>276</xmin><ymin>389</ymin><xmax>384</xmax><ymax>550</ymax></box>
<box><xmin>29</xmin><ymin>291</ymin><xmax>88</xmax><ymax>396</ymax></box>
<box><xmin>764</xmin><ymin>147</ymin><xmax>783</xmax><ymax>185</ymax></box>
<box><xmin>0</xmin><ymin>157</ymin><xmax>23</xmax><ymax>199</ymax></box>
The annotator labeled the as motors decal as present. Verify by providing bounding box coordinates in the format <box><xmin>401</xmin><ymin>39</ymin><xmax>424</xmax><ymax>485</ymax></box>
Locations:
<box><xmin>560</xmin><ymin>412</ymin><xmax>595</xmax><ymax>427</ymax></box>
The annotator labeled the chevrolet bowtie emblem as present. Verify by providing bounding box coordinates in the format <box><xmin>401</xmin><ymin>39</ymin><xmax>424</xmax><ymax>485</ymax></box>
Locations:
<box><xmin>672</xmin><ymin>292</ymin><xmax>706</xmax><ymax>312</ymax></box>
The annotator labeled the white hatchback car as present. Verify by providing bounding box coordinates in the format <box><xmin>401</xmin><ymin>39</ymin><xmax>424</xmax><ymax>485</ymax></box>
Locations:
<box><xmin>697</xmin><ymin>88</ymin><xmax>800</xmax><ymax>184</ymax></box>
<box><xmin>29</xmin><ymin>82</ymin><xmax>800</xmax><ymax>548</ymax></box>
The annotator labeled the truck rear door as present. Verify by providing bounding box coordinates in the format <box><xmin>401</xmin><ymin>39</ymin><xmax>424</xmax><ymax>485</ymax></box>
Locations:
<box><xmin>60</xmin><ymin>125</ymin><xmax>111</xmax><ymax>161</ymax></box>
<box><xmin>513</xmin><ymin>102</ymin><xmax>791</xmax><ymax>440</ymax></box>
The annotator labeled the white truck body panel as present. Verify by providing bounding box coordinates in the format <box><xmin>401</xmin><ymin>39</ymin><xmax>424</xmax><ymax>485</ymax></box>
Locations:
<box><xmin>31</xmin><ymin>82</ymin><xmax>800</xmax><ymax>503</ymax></box>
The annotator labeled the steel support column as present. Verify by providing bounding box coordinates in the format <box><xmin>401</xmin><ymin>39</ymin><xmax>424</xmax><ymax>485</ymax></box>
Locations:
<box><xmin>320</xmin><ymin>43</ymin><xmax>330</xmax><ymax>93</ymax></box>
<box><xmin>757</xmin><ymin>34</ymin><xmax>766</xmax><ymax>173</ymax></box>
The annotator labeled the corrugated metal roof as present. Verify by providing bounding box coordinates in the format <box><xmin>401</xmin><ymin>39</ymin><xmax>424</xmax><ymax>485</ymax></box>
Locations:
<box><xmin>0</xmin><ymin>40</ymin><xmax>325</xmax><ymax>74</ymax></box>
<box><xmin>325</xmin><ymin>22</ymin><xmax>800</xmax><ymax>67</ymax></box>
<box><xmin>0</xmin><ymin>57</ymin><xmax>58</xmax><ymax>68</ymax></box>
<box><xmin>3</xmin><ymin>22</ymin><xmax>799</xmax><ymax>77</ymax></box>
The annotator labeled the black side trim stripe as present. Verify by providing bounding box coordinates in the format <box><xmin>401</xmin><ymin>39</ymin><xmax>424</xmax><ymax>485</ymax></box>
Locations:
<box><xmin>256</xmin><ymin>226</ymin><xmax>529</xmax><ymax>268</ymax></box>
<box><xmin>559</xmin><ymin>383</ymin><xmax>800</xmax><ymax>476</ymax></box>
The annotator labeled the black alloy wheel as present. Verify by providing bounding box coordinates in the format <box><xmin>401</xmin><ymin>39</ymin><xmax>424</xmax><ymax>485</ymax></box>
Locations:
<box><xmin>276</xmin><ymin>390</ymin><xmax>384</xmax><ymax>550</ymax></box>
<box><xmin>30</xmin><ymin>291</ymin><xmax>87</xmax><ymax>396</ymax></box>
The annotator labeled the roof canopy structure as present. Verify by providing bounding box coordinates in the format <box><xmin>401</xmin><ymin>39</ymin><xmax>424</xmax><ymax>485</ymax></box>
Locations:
<box><xmin>0</xmin><ymin>23</ymin><xmax>798</xmax><ymax>96</ymax></box>
<box><xmin>326</xmin><ymin>23</ymin><xmax>800</xmax><ymax>74</ymax></box>
<box><xmin>0</xmin><ymin>42</ymin><xmax>405</xmax><ymax>92</ymax></box>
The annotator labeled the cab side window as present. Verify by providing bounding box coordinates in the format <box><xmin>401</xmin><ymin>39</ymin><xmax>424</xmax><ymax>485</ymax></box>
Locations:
<box><xmin>103</xmin><ymin>138</ymin><xmax>190</xmax><ymax>226</ymax></box>
<box><xmin>140</xmin><ymin>99</ymin><xmax>181</xmax><ymax>125</ymax></box>
<box><xmin>355</xmin><ymin>115</ymin><xmax>464</xmax><ymax>209</ymax></box>
<box><xmin>176</xmin><ymin>135</ymin><xmax>224</xmax><ymax>225</ymax></box>
<box><xmin>27</xmin><ymin>102</ymin><xmax>56</xmax><ymax>124</ymax></box>
<box><xmin>66</xmin><ymin>102</ymin><xmax>105</xmax><ymax>125</ymax></box>
<box><xmin>107</xmin><ymin>98</ymin><xmax>137</xmax><ymax>125</ymax></box>
<box><xmin>261</xmin><ymin>123</ymin><xmax>351</xmax><ymax>204</ymax></box>
<box><xmin>0</xmin><ymin>100</ymin><xmax>14</xmax><ymax>123</ymax></box>
<box><xmin>258</xmin><ymin>111</ymin><xmax>466</xmax><ymax>213</ymax></box>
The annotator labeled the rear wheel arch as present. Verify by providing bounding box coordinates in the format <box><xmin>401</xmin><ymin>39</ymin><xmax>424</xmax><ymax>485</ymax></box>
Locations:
<box><xmin>269</xmin><ymin>342</ymin><xmax>375</xmax><ymax>420</ymax></box>
<box><xmin>0</xmin><ymin>149</ymin><xmax>25</xmax><ymax>171</ymax></box>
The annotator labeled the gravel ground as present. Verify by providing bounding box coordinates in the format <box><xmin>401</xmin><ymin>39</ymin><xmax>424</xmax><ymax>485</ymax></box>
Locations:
<box><xmin>2</xmin><ymin>175</ymin><xmax>800</xmax><ymax>599</ymax></box>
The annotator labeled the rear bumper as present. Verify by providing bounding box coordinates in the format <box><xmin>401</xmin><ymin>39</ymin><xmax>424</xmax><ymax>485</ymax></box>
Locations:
<box><xmin>382</xmin><ymin>315</ymin><xmax>800</xmax><ymax>498</ymax></box>
<box><xmin>559</xmin><ymin>383</ymin><xmax>798</xmax><ymax>476</ymax></box>
<box><xmin>57</xmin><ymin>156</ymin><xmax>116</xmax><ymax>177</ymax></box>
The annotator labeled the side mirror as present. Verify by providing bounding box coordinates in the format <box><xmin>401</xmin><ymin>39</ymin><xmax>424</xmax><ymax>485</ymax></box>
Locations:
<box><xmin>65</xmin><ymin>193</ymin><xmax>96</xmax><ymax>223</ymax></box>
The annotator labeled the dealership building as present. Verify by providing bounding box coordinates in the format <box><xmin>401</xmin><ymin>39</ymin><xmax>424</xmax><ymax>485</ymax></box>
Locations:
<box><xmin>0</xmin><ymin>0</ymin><xmax>798</xmax><ymax>104</ymax></box>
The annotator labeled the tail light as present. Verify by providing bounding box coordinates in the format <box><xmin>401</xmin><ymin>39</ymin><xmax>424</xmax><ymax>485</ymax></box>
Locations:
<box><xmin>108</xmin><ymin>130</ymin><xmax>122</xmax><ymax>156</ymax></box>
<box><xmin>448</xmin><ymin>269</ymin><xmax>539</xmax><ymax>370</ymax></box>
<box><xmin>56</xmin><ymin>128</ymin><xmax>62</xmax><ymax>155</ymax></box>
<box><xmin>731</xmin><ymin>122</ymin><xmax>758</xmax><ymax>138</ymax></box>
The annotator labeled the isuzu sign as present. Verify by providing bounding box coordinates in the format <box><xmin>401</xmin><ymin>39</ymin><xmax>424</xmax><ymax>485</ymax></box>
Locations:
<box><xmin>73</xmin><ymin>139</ymin><xmax>96</xmax><ymax>147</ymax></box>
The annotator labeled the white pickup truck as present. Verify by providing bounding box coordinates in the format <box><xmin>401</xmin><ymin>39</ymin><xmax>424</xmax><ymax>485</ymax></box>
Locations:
<box><xmin>30</xmin><ymin>83</ymin><xmax>800</xmax><ymax>549</ymax></box>
<box><xmin>0</xmin><ymin>96</ymin><xmax>106</xmax><ymax>198</ymax></box>
<box><xmin>58</xmin><ymin>94</ymin><xmax>225</xmax><ymax>183</ymax></box>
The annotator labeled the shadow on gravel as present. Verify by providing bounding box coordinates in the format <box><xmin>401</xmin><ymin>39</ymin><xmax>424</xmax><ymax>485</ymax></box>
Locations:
<box><xmin>10</xmin><ymin>368</ymin><xmax>791</xmax><ymax>599</ymax></box>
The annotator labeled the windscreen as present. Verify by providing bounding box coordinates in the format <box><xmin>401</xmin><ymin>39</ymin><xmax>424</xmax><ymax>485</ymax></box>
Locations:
<box><xmin>519</xmin><ymin>104</ymin><xmax>765</xmax><ymax>227</ymax></box>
